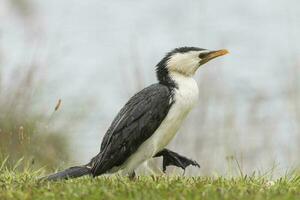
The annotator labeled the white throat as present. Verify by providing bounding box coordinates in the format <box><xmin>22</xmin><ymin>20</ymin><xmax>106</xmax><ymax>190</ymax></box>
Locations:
<box><xmin>170</xmin><ymin>72</ymin><xmax>199</xmax><ymax>103</ymax></box>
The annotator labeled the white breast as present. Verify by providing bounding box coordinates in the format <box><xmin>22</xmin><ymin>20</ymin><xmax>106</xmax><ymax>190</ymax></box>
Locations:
<box><xmin>152</xmin><ymin>72</ymin><xmax>199</xmax><ymax>151</ymax></box>
<box><xmin>117</xmin><ymin>72</ymin><xmax>199</xmax><ymax>175</ymax></box>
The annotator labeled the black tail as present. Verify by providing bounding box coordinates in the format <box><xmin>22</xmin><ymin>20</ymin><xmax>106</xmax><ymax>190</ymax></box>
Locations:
<box><xmin>41</xmin><ymin>165</ymin><xmax>92</xmax><ymax>181</ymax></box>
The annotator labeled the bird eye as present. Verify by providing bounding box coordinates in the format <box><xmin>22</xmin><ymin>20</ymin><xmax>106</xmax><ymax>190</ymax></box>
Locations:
<box><xmin>198</xmin><ymin>53</ymin><xmax>207</xmax><ymax>59</ymax></box>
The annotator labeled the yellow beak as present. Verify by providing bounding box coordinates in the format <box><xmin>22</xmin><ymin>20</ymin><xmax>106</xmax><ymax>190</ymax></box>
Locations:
<box><xmin>199</xmin><ymin>49</ymin><xmax>229</xmax><ymax>65</ymax></box>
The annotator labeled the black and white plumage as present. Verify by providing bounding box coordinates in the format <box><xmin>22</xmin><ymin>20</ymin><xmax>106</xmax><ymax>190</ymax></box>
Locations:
<box><xmin>43</xmin><ymin>47</ymin><xmax>228</xmax><ymax>180</ymax></box>
<box><xmin>91</xmin><ymin>84</ymin><xmax>173</xmax><ymax>176</ymax></box>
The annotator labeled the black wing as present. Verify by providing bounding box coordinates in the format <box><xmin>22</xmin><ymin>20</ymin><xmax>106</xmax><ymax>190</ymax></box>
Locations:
<box><xmin>91</xmin><ymin>84</ymin><xmax>174</xmax><ymax>176</ymax></box>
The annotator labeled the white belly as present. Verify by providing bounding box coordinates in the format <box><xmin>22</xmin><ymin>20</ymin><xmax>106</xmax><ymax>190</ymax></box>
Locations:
<box><xmin>117</xmin><ymin>73</ymin><xmax>199</xmax><ymax>175</ymax></box>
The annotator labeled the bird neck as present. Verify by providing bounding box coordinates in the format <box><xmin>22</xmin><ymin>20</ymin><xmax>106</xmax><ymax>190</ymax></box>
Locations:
<box><xmin>169</xmin><ymin>71</ymin><xmax>196</xmax><ymax>88</ymax></box>
<box><xmin>156</xmin><ymin>67</ymin><xmax>177</xmax><ymax>88</ymax></box>
<box><xmin>157</xmin><ymin>75</ymin><xmax>177</xmax><ymax>88</ymax></box>
<box><xmin>156</xmin><ymin>68</ymin><xmax>195</xmax><ymax>90</ymax></box>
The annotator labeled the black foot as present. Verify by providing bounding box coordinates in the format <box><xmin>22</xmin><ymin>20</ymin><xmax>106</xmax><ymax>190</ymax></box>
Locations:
<box><xmin>154</xmin><ymin>149</ymin><xmax>200</xmax><ymax>172</ymax></box>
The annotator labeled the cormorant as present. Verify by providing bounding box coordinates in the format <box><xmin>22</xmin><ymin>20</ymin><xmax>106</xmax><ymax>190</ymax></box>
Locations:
<box><xmin>44</xmin><ymin>47</ymin><xmax>228</xmax><ymax>180</ymax></box>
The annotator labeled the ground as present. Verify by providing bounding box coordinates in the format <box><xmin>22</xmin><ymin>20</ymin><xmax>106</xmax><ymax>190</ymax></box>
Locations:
<box><xmin>1</xmin><ymin>169</ymin><xmax>300</xmax><ymax>200</ymax></box>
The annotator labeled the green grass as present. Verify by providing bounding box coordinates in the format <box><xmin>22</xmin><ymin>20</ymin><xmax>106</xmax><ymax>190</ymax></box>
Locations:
<box><xmin>1</xmin><ymin>168</ymin><xmax>300</xmax><ymax>200</ymax></box>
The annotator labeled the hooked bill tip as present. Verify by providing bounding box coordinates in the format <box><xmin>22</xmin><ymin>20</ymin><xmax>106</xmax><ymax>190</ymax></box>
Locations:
<box><xmin>215</xmin><ymin>49</ymin><xmax>229</xmax><ymax>56</ymax></box>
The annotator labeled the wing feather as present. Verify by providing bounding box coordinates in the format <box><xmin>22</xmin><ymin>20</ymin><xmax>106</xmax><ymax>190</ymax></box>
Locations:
<box><xmin>91</xmin><ymin>84</ymin><xmax>173</xmax><ymax>176</ymax></box>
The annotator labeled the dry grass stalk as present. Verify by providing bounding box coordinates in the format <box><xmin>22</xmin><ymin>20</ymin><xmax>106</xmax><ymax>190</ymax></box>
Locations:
<box><xmin>54</xmin><ymin>99</ymin><xmax>62</xmax><ymax>111</ymax></box>
<box><xmin>18</xmin><ymin>126</ymin><xmax>24</xmax><ymax>144</ymax></box>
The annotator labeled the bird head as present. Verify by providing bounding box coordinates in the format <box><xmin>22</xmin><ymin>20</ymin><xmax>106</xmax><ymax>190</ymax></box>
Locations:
<box><xmin>156</xmin><ymin>47</ymin><xmax>229</xmax><ymax>79</ymax></box>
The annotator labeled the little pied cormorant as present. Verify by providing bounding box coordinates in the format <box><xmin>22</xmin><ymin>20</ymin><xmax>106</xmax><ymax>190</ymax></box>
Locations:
<box><xmin>44</xmin><ymin>47</ymin><xmax>229</xmax><ymax>180</ymax></box>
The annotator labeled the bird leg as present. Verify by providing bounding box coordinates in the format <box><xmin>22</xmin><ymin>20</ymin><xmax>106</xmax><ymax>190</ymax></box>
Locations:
<box><xmin>154</xmin><ymin>149</ymin><xmax>200</xmax><ymax>173</ymax></box>
<box><xmin>144</xmin><ymin>159</ymin><xmax>165</xmax><ymax>176</ymax></box>
<box><xmin>128</xmin><ymin>171</ymin><xmax>136</xmax><ymax>180</ymax></box>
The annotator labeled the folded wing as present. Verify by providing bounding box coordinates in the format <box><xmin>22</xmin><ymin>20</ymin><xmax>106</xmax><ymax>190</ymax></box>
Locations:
<box><xmin>91</xmin><ymin>84</ymin><xmax>174</xmax><ymax>176</ymax></box>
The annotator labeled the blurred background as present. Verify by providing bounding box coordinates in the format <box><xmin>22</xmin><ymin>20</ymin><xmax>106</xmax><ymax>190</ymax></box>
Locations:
<box><xmin>0</xmin><ymin>0</ymin><xmax>299</xmax><ymax>176</ymax></box>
